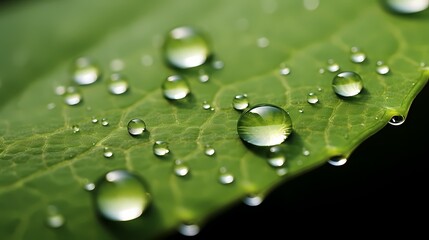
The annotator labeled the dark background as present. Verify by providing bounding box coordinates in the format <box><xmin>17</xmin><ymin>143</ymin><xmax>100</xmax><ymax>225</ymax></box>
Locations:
<box><xmin>166</xmin><ymin>83</ymin><xmax>429</xmax><ymax>239</ymax></box>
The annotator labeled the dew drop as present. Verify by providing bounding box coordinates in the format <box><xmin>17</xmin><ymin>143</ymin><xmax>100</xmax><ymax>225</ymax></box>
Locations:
<box><xmin>101</xmin><ymin>118</ymin><xmax>109</xmax><ymax>126</ymax></box>
<box><xmin>84</xmin><ymin>182</ymin><xmax>96</xmax><ymax>192</ymax></box>
<box><xmin>279</xmin><ymin>67</ymin><xmax>291</xmax><ymax>76</ymax></box>
<box><xmin>127</xmin><ymin>118</ymin><xmax>146</xmax><ymax>136</ymax></box>
<box><xmin>389</xmin><ymin>115</ymin><xmax>405</xmax><ymax>126</ymax></box>
<box><xmin>46</xmin><ymin>205</ymin><xmax>65</xmax><ymax>228</ymax></box>
<box><xmin>237</xmin><ymin>104</ymin><xmax>293</xmax><ymax>147</ymax></box>
<box><xmin>267</xmin><ymin>145</ymin><xmax>286</xmax><ymax>168</ymax></box>
<box><xmin>91</xmin><ymin>116</ymin><xmax>98</xmax><ymax>124</ymax></box>
<box><xmin>93</xmin><ymin>170</ymin><xmax>151</xmax><ymax>221</ymax></box>
<box><xmin>202</xmin><ymin>101</ymin><xmax>212</xmax><ymax>110</ymax></box>
<box><xmin>384</xmin><ymin>0</ymin><xmax>429</xmax><ymax>14</ymax></box>
<box><xmin>72</xmin><ymin>57</ymin><xmax>101</xmax><ymax>85</ymax></box>
<box><xmin>243</xmin><ymin>194</ymin><xmax>264</xmax><ymax>206</ymax></box>
<box><xmin>376</xmin><ymin>61</ymin><xmax>390</xmax><ymax>75</ymax></box>
<box><xmin>153</xmin><ymin>140</ymin><xmax>170</xmax><ymax>157</ymax></box>
<box><xmin>178</xmin><ymin>223</ymin><xmax>200</xmax><ymax>237</ymax></box>
<box><xmin>298</xmin><ymin>109</ymin><xmax>304</xmax><ymax>113</ymax></box>
<box><xmin>72</xmin><ymin>125</ymin><xmax>80</xmax><ymax>133</ymax></box>
<box><xmin>204</xmin><ymin>144</ymin><xmax>216</xmax><ymax>156</ymax></box>
<box><xmin>218</xmin><ymin>167</ymin><xmax>234</xmax><ymax>185</ymax></box>
<box><xmin>107</xmin><ymin>73</ymin><xmax>129</xmax><ymax>95</ymax></box>
<box><xmin>64</xmin><ymin>87</ymin><xmax>82</xmax><ymax>106</ymax></box>
<box><xmin>328</xmin><ymin>156</ymin><xmax>347</xmax><ymax>166</ymax></box>
<box><xmin>350</xmin><ymin>47</ymin><xmax>367</xmax><ymax>63</ymax></box>
<box><xmin>232</xmin><ymin>94</ymin><xmax>249</xmax><ymax>111</ymax></box>
<box><xmin>198</xmin><ymin>70</ymin><xmax>210</xmax><ymax>83</ymax></box>
<box><xmin>307</xmin><ymin>92</ymin><xmax>319</xmax><ymax>104</ymax></box>
<box><xmin>302</xmin><ymin>148</ymin><xmax>310</xmax><ymax>156</ymax></box>
<box><xmin>103</xmin><ymin>147</ymin><xmax>113</xmax><ymax>158</ymax></box>
<box><xmin>174</xmin><ymin>159</ymin><xmax>190</xmax><ymax>177</ymax></box>
<box><xmin>332</xmin><ymin>71</ymin><xmax>364</xmax><ymax>97</ymax></box>
<box><xmin>162</xmin><ymin>75</ymin><xmax>191</xmax><ymax>100</ymax></box>
<box><xmin>327</xmin><ymin>59</ymin><xmax>340</xmax><ymax>72</ymax></box>
<box><xmin>162</xmin><ymin>26</ymin><xmax>211</xmax><ymax>69</ymax></box>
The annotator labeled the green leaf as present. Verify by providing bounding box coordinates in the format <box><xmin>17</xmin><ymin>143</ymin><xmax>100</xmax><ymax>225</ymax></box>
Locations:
<box><xmin>0</xmin><ymin>0</ymin><xmax>428</xmax><ymax>239</ymax></box>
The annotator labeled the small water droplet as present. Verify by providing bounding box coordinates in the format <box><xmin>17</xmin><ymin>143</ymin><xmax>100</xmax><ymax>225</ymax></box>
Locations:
<box><xmin>212</xmin><ymin>59</ymin><xmax>225</xmax><ymax>70</ymax></box>
<box><xmin>319</xmin><ymin>68</ymin><xmax>325</xmax><ymax>74</ymax></box>
<box><xmin>332</xmin><ymin>71</ymin><xmax>364</xmax><ymax>97</ymax></box>
<box><xmin>64</xmin><ymin>87</ymin><xmax>82</xmax><ymax>106</ymax></box>
<box><xmin>127</xmin><ymin>118</ymin><xmax>146</xmax><ymax>136</ymax></box>
<box><xmin>389</xmin><ymin>115</ymin><xmax>405</xmax><ymax>126</ymax></box>
<box><xmin>141</xmin><ymin>54</ymin><xmax>153</xmax><ymax>66</ymax></box>
<box><xmin>72</xmin><ymin>125</ymin><xmax>80</xmax><ymax>133</ymax></box>
<box><xmin>93</xmin><ymin>170</ymin><xmax>151</xmax><ymax>221</ymax></box>
<box><xmin>302</xmin><ymin>148</ymin><xmax>310</xmax><ymax>156</ymax></box>
<box><xmin>298</xmin><ymin>109</ymin><xmax>304</xmax><ymax>113</ymax></box>
<box><xmin>276</xmin><ymin>167</ymin><xmax>288</xmax><ymax>176</ymax></box>
<box><xmin>110</xmin><ymin>59</ymin><xmax>125</xmax><ymax>71</ymax></box>
<box><xmin>162</xmin><ymin>26</ymin><xmax>211</xmax><ymax>69</ymax></box>
<box><xmin>162</xmin><ymin>75</ymin><xmax>191</xmax><ymax>100</ymax></box>
<box><xmin>202</xmin><ymin>101</ymin><xmax>212</xmax><ymax>110</ymax></box>
<box><xmin>103</xmin><ymin>147</ymin><xmax>113</xmax><ymax>158</ymax></box>
<box><xmin>267</xmin><ymin>145</ymin><xmax>286</xmax><ymax>168</ymax></box>
<box><xmin>72</xmin><ymin>57</ymin><xmax>101</xmax><ymax>85</ymax></box>
<box><xmin>218</xmin><ymin>167</ymin><xmax>234</xmax><ymax>184</ymax></box>
<box><xmin>243</xmin><ymin>194</ymin><xmax>264</xmax><ymax>206</ymax></box>
<box><xmin>107</xmin><ymin>73</ymin><xmax>129</xmax><ymax>95</ymax></box>
<box><xmin>178</xmin><ymin>223</ymin><xmax>200</xmax><ymax>237</ymax></box>
<box><xmin>257</xmin><ymin>37</ymin><xmax>270</xmax><ymax>48</ymax></box>
<box><xmin>174</xmin><ymin>160</ymin><xmax>190</xmax><ymax>177</ymax></box>
<box><xmin>328</xmin><ymin>156</ymin><xmax>347</xmax><ymax>166</ymax></box>
<box><xmin>55</xmin><ymin>85</ymin><xmax>66</xmax><ymax>95</ymax></box>
<box><xmin>307</xmin><ymin>92</ymin><xmax>319</xmax><ymax>104</ymax></box>
<box><xmin>153</xmin><ymin>140</ymin><xmax>170</xmax><ymax>156</ymax></box>
<box><xmin>279</xmin><ymin>67</ymin><xmax>291</xmax><ymax>76</ymax></box>
<box><xmin>101</xmin><ymin>118</ymin><xmax>109</xmax><ymax>126</ymax></box>
<box><xmin>46</xmin><ymin>205</ymin><xmax>65</xmax><ymax>228</ymax></box>
<box><xmin>204</xmin><ymin>144</ymin><xmax>215</xmax><ymax>156</ymax></box>
<box><xmin>327</xmin><ymin>59</ymin><xmax>340</xmax><ymax>72</ymax></box>
<box><xmin>198</xmin><ymin>70</ymin><xmax>210</xmax><ymax>83</ymax></box>
<box><xmin>384</xmin><ymin>0</ymin><xmax>429</xmax><ymax>14</ymax></box>
<box><xmin>91</xmin><ymin>116</ymin><xmax>98</xmax><ymax>124</ymax></box>
<box><xmin>237</xmin><ymin>104</ymin><xmax>293</xmax><ymax>147</ymax></box>
<box><xmin>84</xmin><ymin>182</ymin><xmax>96</xmax><ymax>191</ymax></box>
<box><xmin>376</xmin><ymin>61</ymin><xmax>390</xmax><ymax>75</ymax></box>
<box><xmin>232</xmin><ymin>94</ymin><xmax>249</xmax><ymax>111</ymax></box>
<box><xmin>350</xmin><ymin>47</ymin><xmax>367</xmax><ymax>63</ymax></box>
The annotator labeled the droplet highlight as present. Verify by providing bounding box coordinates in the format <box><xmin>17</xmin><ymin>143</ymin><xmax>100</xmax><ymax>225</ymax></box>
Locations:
<box><xmin>332</xmin><ymin>71</ymin><xmax>364</xmax><ymax>97</ymax></box>
<box><xmin>127</xmin><ymin>118</ymin><xmax>147</xmax><ymax>136</ymax></box>
<box><xmin>93</xmin><ymin>170</ymin><xmax>151</xmax><ymax>221</ymax></box>
<box><xmin>237</xmin><ymin>104</ymin><xmax>293</xmax><ymax>147</ymax></box>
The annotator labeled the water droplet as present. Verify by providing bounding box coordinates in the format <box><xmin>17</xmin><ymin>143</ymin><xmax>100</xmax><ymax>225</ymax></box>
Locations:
<box><xmin>319</xmin><ymin>68</ymin><xmax>325</xmax><ymax>74</ymax></box>
<box><xmin>237</xmin><ymin>104</ymin><xmax>293</xmax><ymax>147</ymax></box>
<box><xmin>350</xmin><ymin>47</ymin><xmax>367</xmax><ymax>63</ymax></box>
<box><xmin>267</xmin><ymin>145</ymin><xmax>286</xmax><ymax>168</ymax></box>
<box><xmin>298</xmin><ymin>109</ymin><xmax>304</xmax><ymax>113</ymax></box>
<box><xmin>47</xmin><ymin>102</ymin><xmax>56</xmax><ymax>110</ymax></box>
<box><xmin>91</xmin><ymin>116</ymin><xmax>98</xmax><ymax>124</ymax></box>
<box><xmin>141</xmin><ymin>54</ymin><xmax>153</xmax><ymax>66</ymax></box>
<box><xmin>93</xmin><ymin>170</ymin><xmax>151</xmax><ymax>221</ymax></box>
<box><xmin>84</xmin><ymin>182</ymin><xmax>96</xmax><ymax>191</ymax></box>
<box><xmin>204</xmin><ymin>144</ymin><xmax>215</xmax><ymax>156</ymax></box>
<box><xmin>384</xmin><ymin>0</ymin><xmax>429</xmax><ymax>14</ymax></box>
<box><xmin>243</xmin><ymin>194</ymin><xmax>264</xmax><ymax>206</ymax></box>
<box><xmin>212</xmin><ymin>59</ymin><xmax>225</xmax><ymax>70</ymax></box>
<box><xmin>389</xmin><ymin>115</ymin><xmax>405</xmax><ymax>126</ymax></box>
<box><xmin>198</xmin><ymin>70</ymin><xmax>210</xmax><ymax>83</ymax></box>
<box><xmin>279</xmin><ymin>67</ymin><xmax>291</xmax><ymax>76</ymax></box>
<box><xmin>328</xmin><ymin>156</ymin><xmax>347</xmax><ymax>166</ymax></box>
<box><xmin>302</xmin><ymin>148</ymin><xmax>310</xmax><ymax>156</ymax></box>
<box><xmin>107</xmin><ymin>73</ymin><xmax>129</xmax><ymax>95</ymax></box>
<box><xmin>64</xmin><ymin>87</ymin><xmax>82</xmax><ymax>106</ymax></box>
<box><xmin>332</xmin><ymin>71</ymin><xmax>364</xmax><ymax>97</ymax></box>
<box><xmin>55</xmin><ymin>85</ymin><xmax>66</xmax><ymax>95</ymax></box>
<box><xmin>110</xmin><ymin>59</ymin><xmax>125</xmax><ymax>71</ymax></box>
<box><xmin>101</xmin><ymin>118</ymin><xmax>109</xmax><ymax>126</ymax></box>
<box><xmin>256</xmin><ymin>37</ymin><xmax>270</xmax><ymax>48</ymax></box>
<box><xmin>303</xmin><ymin>0</ymin><xmax>320</xmax><ymax>11</ymax></box>
<box><xmin>127</xmin><ymin>118</ymin><xmax>146</xmax><ymax>136</ymax></box>
<box><xmin>327</xmin><ymin>59</ymin><xmax>340</xmax><ymax>72</ymax></box>
<box><xmin>218</xmin><ymin>167</ymin><xmax>234</xmax><ymax>184</ymax></box>
<box><xmin>72</xmin><ymin>125</ymin><xmax>80</xmax><ymax>133</ymax></box>
<box><xmin>72</xmin><ymin>57</ymin><xmax>101</xmax><ymax>85</ymax></box>
<box><xmin>162</xmin><ymin>75</ymin><xmax>191</xmax><ymax>100</ymax></box>
<box><xmin>307</xmin><ymin>92</ymin><xmax>319</xmax><ymax>104</ymax></box>
<box><xmin>202</xmin><ymin>101</ymin><xmax>212</xmax><ymax>110</ymax></box>
<box><xmin>232</xmin><ymin>94</ymin><xmax>249</xmax><ymax>111</ymax></box>
<box><xmin>174</xmin><ymin>160</ymin><xmax>190</xmax><ymax>177</ymax></box>
<box><xmin>103</xmin><ymin>147</ymin><xmax>113</xmax><ymax>158</ymax></box>
<box><xmin>46</xmin><ymin>205</ymin><xmax>65</xmax><ymax>228</ymax></box>
<box><xmin>276</xmin><ymin>168</ymin><xmax>288</xmax><ymax>176</ymax></box>
<box><xmin>178</xmin><ymin>223</ymin><xmax>200</xmax><ymax>237</ymax></box>
<box><xmin>153</xmin><ymin>140</ymin><xmax>170</xmax><ymax>156</ymax></box>
<box><xmin>376</xmin><ymin>61</ymin><xmax>390</xmax><ymax>75</ymax></box>
<box><xmin>162</xmin><ymin>26</ymin><xmax>211</xmax><ymax>69</ymax></box>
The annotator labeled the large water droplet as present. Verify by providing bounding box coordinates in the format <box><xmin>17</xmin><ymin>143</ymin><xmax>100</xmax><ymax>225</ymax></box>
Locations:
<box><xmin>46</xmin><ymin>205</ymin><xmax>65</xmax><ymax>228</ymax></box>
<box><xmin>72</xmin><ymin>57</ymin><xmax>101</xmax><ymax>85</ymax></box>
<box><xmin>64</xmin><ymin>87</ymin><xmax>82</xmax><ymax>106</ymax></box>
<box><xmin>153</xmin><ymin>140</ymin><xmax>170</xmax><ymax>157</ymax></box>
<box><xmin>162</xmin><ymin>75</ymin><xmax>191</xmax><ymax>100</ymax></box>
<box><xmin>389</xmin><ymin>115</ymin><xmax>405</xmax><ymax>126</ymax></box>
<box><xmin>162</xmin><ymin>26</ymin><xmax>211</xmax><ymax>69</ymax></box>
<box><xmin>93</xmin><ymin>170</ymin><xmax>151</xmax><ymax>221</ymax></box>
<box><xmin>328</xmin><ymin>156</ymin><xmax>347</xmax><ymax>166</ymax></box>
<box><xmin>332</xmin><ymin>71</ymin><xmax>364</xmax><ymax>97</ymax></box>
<box><xmin>127</xmin><ymin>118</ymin><xmax>147</xmax><ymax>136</ymax></box>
<box><xmin>237</xmin><ymin>104</ymin><xmax>293</xmax><ymax>147</ymax></box>
<box><xmin>385</xmin><ymin>0</ymin><xmax>429</xmax><ymax>14</ymax></box>
<box><xmin>107</xmin><ymin>73</ymin><xmax>129</xmax><ymax>95</ymax></box>
<box><xmin>232</xmin><ymin>94</ymin><xmax>249</xmax><ymax>111</ymax></box>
